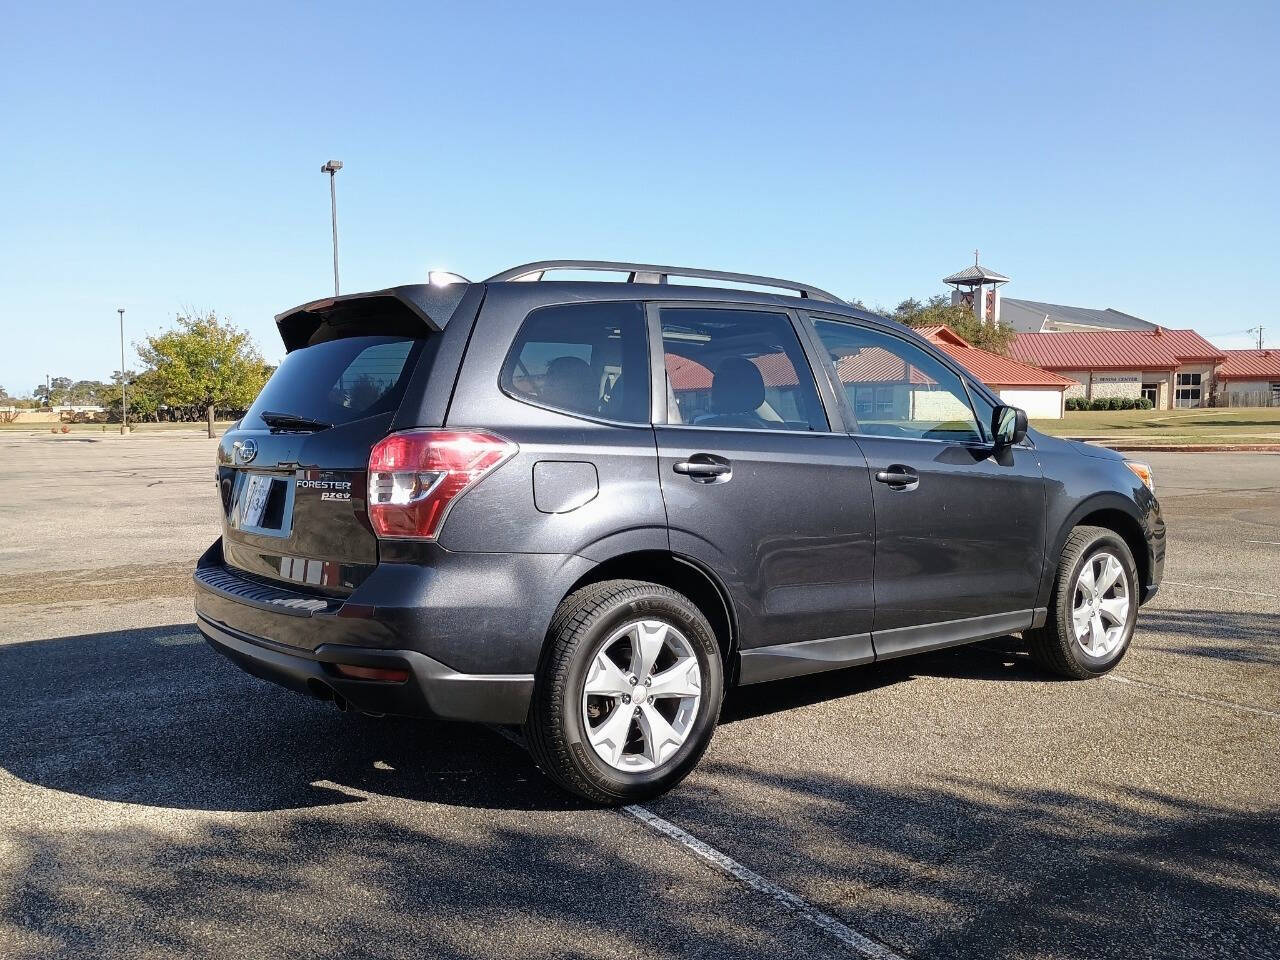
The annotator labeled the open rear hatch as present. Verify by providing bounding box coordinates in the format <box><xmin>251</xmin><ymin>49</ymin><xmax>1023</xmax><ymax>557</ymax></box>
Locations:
<box><xmin>216</xmin><ymin>284</ymin><xmax>468</xmax><ymax>596</ymax></box>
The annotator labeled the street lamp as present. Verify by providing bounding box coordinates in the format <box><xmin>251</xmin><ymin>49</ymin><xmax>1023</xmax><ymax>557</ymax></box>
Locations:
<box><xmin>118</xmin><ymin>308</ymin><xmax>128</xmax><ymax>435</ymax></box>
<box><xmin>321</xmin><ymin>160</ymin><xmax>343</xmax><ymax>296</ymax></box>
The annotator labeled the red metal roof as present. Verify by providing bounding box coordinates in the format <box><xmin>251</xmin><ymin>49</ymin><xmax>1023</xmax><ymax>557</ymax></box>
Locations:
<box><xmin>1216</xmin><ymin>349</ymin><xmax>1280</xmax><ymax>380</ymax></box>
<box><xmin>926</xmin><ymin>340</ymin><xmax>1076</xmax><ymax>388</ymax></box>
<box><xmin>666</xmin><ymin>328</ymin><xmax>1070</xmax><ymax>394</ymax></box>
<box><xmin>1010</xmin><ymin>328</ymin><xmax>1224</xmax><ymax>370</ymax></box>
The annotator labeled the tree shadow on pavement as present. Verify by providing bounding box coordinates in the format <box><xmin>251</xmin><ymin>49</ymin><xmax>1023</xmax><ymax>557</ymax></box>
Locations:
<box><xmin>652</xmin><ymin>763</ymin><xmax>1280</xmax><ymax>960</ymax></box>
<box><xmin>1137</xmin><ymin>608</ymin><xmax>1280</xmax><ymax>664</ymax></box>
<box><xmin>2</xmin><ymin>625</ymin><xmax>1278</xmax><ymax>958</ymax></box>
<box><xmin>0</xmin><ymin>623</ymin><xmax>566</xmax><ymax>814</ymax></box>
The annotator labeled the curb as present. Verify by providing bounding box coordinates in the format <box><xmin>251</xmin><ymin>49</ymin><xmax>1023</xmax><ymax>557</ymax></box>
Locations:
<box><xmin>1086</xmin><ymin>443</ymin><xmax>1280</xmax><ymax>453</ymax></box>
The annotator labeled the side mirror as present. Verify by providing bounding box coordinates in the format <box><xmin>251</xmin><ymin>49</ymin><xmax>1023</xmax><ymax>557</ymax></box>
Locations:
<box><xmin>992</xmin><ymin>405</ymin><xmax>1028</xmax><ymax>447</ymax></box>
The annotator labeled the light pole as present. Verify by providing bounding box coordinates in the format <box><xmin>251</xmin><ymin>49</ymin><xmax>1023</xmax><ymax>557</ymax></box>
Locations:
<box><xmin>321</xmin><ymin>160</ymin><xmax>343</xmax><ymax>295</ymax></box>
<box><xmin>118</xmin><ymin>308</ymin><xmax>128</xmax><ymax>435</ymax></box>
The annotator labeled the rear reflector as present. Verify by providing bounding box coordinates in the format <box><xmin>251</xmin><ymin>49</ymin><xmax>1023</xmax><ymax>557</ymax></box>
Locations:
<box><xmin>331</xmin><ymin>663</ymin><xmax>410</xmax><ymax>683</ymax></box>
<box><xmin>367</xmin><ymin>429</ymin><xmax>516</xmax><ymax>540</ymax></box>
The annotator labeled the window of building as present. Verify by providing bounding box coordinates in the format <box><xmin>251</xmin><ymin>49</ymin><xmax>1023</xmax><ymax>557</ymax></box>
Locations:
<box><xmin>501</xmin><ymin>301</ymin><xmax>649</xmax><ymax>423</ymax></box>
<box><xmin>1174</xmin><ymin>371</ymin><xmax>1202</xmax><ymax>408</ymax></box>
<box><xmin>811</xmin><ymin>319</ymin><xmax>983</xmax><ymax>442</ymax></box>
<box><xmin>1141</xmin><ymin>383</ymin><xmax>1160</xmax><ymax>405</ymax></box>
<box><xmin>660</xmin><ymin>308</ymin><xmax>827</xmax><ymax>431</ymax></box>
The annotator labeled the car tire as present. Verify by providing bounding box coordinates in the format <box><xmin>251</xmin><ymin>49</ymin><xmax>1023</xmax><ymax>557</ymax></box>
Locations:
<box><xmin>525</xmin><ymin>579</ymin><xmax>724</xmax><ymax>804</ymax></box>
<box><xmin>1026</xmin><ymin>525</ymin><xmax>1139</xmax><ymax>679</ymax></box>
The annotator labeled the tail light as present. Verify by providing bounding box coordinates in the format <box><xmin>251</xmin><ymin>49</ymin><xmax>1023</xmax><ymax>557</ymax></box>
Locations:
<box><xmin>367</xmin><ymin>429</ymin><xmax>516</xmax><ymax>540</ymax></box>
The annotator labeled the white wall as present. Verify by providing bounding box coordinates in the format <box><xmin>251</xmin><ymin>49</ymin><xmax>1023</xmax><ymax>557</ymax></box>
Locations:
<box><xmin>998</xmin><ymin>387</ymin><xmax>1064</xmax><ymax>420</ymax></box>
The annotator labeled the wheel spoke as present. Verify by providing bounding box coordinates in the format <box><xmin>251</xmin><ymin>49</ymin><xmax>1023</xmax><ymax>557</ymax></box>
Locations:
<box><xmin>1072</xmin><ymin>602</ymin><xmax>1092</xmax><ymax>638</ymax></box>
<box><xmin>1077</xmin><ymin>560</ymin><xmax>1097</xmax><ymax>593</ymax></box>
<box><xmin>587</xmin><ymin>703</ymin><xmax>634</xmax><ymax>767</ymax></box>
<box><xmin>1098</xmin><ymin>596</ymin><xmax>1129</xmax><ymax>626</ymax></box>
<box><xmin>630</xmin><ymin>621</ymin><xmax>669</xmax><ymax>679</ymax></box>
<box><xmin>1090</xmin><ymin>612</ymin><xmax>1107</xmax><ymax>653</ymax></box>
<box><xmin>647</xmin><ymin>658</ymin><xmax>701</xmax><ymax>699</ymax></box>
<box><xmin>584</xmin><ymin>650</ymin><xmax>631</xmax><ymax>698</ymax></box>
<box><xmin>638</xmin><ymin>702</ymin><xmax>683</xmax><ymax>766</ymax></box>
<box><xmin>1097</xmin><ymin>555</ymin><xmax>1124</xmax><ymax>593</ymax></box>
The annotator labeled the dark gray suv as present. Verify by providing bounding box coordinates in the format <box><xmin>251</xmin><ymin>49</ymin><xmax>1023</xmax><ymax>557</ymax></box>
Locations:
<box><xmin>195</xmin><ymin>260</ymin><xmax>1165</xmax><ymax>803</ymax></box>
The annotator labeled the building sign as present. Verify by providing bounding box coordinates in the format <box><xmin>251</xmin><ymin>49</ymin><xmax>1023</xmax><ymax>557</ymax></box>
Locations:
<box><xmin>1092</xmin><ymin>374</ymin><xmax>1140</xmax><ymax>384</ymax></box>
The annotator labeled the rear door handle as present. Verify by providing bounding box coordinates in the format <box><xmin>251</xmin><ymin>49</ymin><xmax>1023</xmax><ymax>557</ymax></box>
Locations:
<box><xmin>874</xmin><ymin>464</ymin><xmax>919</xmax><ymax>489</ymax></box>
<box><xmin>673</xmin><ymin>456</ymin><xmax>732</xmax><ymax>483</ymax></box>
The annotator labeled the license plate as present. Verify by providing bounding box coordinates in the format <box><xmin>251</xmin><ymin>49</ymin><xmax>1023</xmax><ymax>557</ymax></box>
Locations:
<box><xmin>240</xmin><ymin>474</ymin><xmax>273</xmax><ymax>528</ymax></box>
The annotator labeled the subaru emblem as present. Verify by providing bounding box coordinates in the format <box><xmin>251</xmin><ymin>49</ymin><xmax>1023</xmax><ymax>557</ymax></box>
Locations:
<box><xmin>235</xmin><ymin>439</ymin><xmax>258</xmax><ymax>465</ymax></box>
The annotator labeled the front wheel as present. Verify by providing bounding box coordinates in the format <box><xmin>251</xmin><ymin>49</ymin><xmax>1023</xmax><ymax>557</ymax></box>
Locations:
<box><xmin>1026</xmin><ymin>525</ymin><xmax>1139</xmax><ymax>679</ymax></box>
<box><xmin>525</xmin><ymin>579</ymin><xmax>724</xmax><ymax>804</ymax></box>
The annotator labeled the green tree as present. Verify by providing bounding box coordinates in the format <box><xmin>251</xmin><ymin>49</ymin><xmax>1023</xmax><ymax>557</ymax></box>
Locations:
<box><xmin>137</xmin><ymin>311</ymin><xmax>269</xmax><ymax>436</ymax></box>
<box><xmin>887</xmin><ymin>294</ymin><xmax>1017</xmax><ymax>355</ymax></box>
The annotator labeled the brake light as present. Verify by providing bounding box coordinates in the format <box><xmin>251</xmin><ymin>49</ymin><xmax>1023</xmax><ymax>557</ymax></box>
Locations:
<box><xmin>367</xmin><ymin>429</ymin><xmax>516</xmax><ymax>539</ymax></box>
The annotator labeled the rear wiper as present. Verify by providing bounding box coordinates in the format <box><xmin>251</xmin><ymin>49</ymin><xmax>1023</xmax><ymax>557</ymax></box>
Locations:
<box><xmin>259</xmin><ymin>410</ymin><xmax>333</xmax><ymax>433</ymax></box>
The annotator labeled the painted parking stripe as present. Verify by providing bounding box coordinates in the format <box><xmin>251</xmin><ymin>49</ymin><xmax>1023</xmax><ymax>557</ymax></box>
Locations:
<box><xmin>1241</xmin><ymin>539</ymin><xmax>1280</xmax><ymax>546</ymax></box>
<box><xmin>1161</xmin><ymin>579</ymin><xmax>1279</xmax><ymax>599</ymax></box>
<box><xmin>488</xmin><ymin>726</ymin><xmax>904</xmax><ymax>959</ymax></box>
<box><xmin>1108</xmin><ymin>675</ymin><xmax>1280</xmax><ymax>720</ymax></box>
<box><xmin>624</xmin><ymin>804</ymin><xmax>906</xmax><ymax>959</ymax></box>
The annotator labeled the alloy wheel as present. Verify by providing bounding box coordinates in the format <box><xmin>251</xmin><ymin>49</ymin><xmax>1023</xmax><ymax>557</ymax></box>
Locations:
<box><xmin>1072</xmin><ymin>551</ymin><xmax>1131</xmax><ymax>658</ymax></box>
<box><xmin>581</xmin><ymin>619</ymin><xmax>702</xmax><ymax>772</ymax></box>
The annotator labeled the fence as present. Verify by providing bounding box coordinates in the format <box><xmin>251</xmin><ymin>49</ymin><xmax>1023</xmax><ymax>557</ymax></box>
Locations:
<box><xmin>1219</xmin><ymin>389</ymin><xmax>1279</xmax><ymax>408</ymax></box>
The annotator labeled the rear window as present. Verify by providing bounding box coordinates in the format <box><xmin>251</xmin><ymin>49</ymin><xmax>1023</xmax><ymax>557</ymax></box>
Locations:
<box><xmin>244</xmin><ymin>335</ymin><xmax>425</xmax><ymax>429</ymax></box>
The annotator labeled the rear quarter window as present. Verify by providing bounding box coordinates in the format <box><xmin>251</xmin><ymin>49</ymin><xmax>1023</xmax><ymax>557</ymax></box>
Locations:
<box><xmin>500</xmin><ymin>301</ymin><xmax>649</xmax><ymax>423</ymax></box>
<box><xmin>244</xmin><ymin>335</ymin><xmax>425</xmax><ymax>428</ymax></box>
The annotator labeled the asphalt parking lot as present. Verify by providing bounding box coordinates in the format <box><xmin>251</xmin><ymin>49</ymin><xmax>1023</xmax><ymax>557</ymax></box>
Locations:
<box><xmin>0</xmin><ymin>434</ymin><xmax>1276</xmax><ymax>959</ymax></box>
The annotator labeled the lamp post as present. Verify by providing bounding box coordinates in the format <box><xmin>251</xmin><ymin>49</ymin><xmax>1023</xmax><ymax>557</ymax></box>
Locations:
<box><xmin>118</xmin><ymin>308</ymin><xmax>128</xmax><ymax>435</ymax></box>
<box><xmin>321</xmin><ymin>160</ymin><xmax>343</xmax><ymax>295</ymax></box>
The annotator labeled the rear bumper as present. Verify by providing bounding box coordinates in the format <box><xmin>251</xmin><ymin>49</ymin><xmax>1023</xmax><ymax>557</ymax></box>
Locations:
<box><xmin>197</xmin><ymin>611</ymin><xmax>533</xmax><ymax>724</ymax></box>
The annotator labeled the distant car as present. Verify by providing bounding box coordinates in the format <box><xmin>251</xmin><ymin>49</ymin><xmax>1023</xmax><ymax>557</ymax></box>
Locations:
<box><xmin>195</xmin><ymin>260</ymin><xmax>1165</xmax><ymax>803</ymax></box>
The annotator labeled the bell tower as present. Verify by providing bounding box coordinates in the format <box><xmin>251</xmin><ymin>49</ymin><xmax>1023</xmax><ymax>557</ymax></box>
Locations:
<box><xmin>943</xmin><ymin>251</ymin><xmax>1010</xmax><ymax>326</ymax></box>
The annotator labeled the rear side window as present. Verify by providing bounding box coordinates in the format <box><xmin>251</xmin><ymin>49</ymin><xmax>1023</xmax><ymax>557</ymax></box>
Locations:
<box><xmin>501</xmin><ymin>301</ymin><xmax>648</xmax><ymax>423</ymax></box>
<box><xmin>661</xmin><ymin>307</ymin><xmax>827</xmax><ymax>431</ymax></box>
<box><xmin>244</xmin><ymin>335</ymin><xmax>424</xmax><ymax>428</ymax></box>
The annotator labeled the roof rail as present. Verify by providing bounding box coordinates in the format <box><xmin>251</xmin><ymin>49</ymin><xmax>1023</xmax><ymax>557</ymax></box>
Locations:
<box><xmin>484</xmin><ymin>259</ymin><xmax>846</xmax><ymax>305</ymax></box>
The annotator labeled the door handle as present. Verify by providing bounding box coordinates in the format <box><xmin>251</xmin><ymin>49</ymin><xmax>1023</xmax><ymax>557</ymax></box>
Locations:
<box><xmin>673</xmin><ymin>456</ymin><xmax>732</xmax><ymax>483</ymax></box>
<box><xmin>874</xmin><ymin>464</ymin><xmax>919</xmax><ymax>489</ymax></box>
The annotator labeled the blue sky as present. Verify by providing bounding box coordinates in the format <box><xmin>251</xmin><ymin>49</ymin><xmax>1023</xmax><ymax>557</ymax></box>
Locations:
<box><xmin>2</xmin><ymin>0</ymin><xmax>1277</xmax><ymax>392</ymax></box>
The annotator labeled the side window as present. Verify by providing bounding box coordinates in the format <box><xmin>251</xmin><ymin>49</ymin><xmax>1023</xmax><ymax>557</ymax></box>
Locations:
<box><xmin>812</xmin><ymin>320</ymin><xmax>983</xmax><ymax>442</ymax></box>
<box><xmin>966</xmin><ymin>380</ymin><xmax>997</xmax><ymax>442</ymax></box>
<box><xmin>660</xmin><ymin>307</ymin><xmax>828</xmax><ymax>432</ymax></box>
<box><xmin>500</xmin><ymin>301</ymin><xmax>648</xmax><ymax>423</ymax></box>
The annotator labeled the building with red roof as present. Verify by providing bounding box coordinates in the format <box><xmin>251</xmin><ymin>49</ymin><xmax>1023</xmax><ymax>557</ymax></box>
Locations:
<box><xmin>1211</xmin><ymin>350</ymin><xmax>1280</xmax><ymax>407</ymax></box>
<box><xmin>1010</xmin><ymin>327</ymin><xmax>1224</xmax><ymax>409</ymax></box>
<box><xmin>916</xmin><ymin>326</ymin><xmax>1073</xmax><ymax>418</ymax></box>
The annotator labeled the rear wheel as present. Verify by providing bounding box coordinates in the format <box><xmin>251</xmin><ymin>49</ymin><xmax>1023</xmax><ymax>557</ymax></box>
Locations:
<box><xmin>1026</xmin><ymin>525</ymin><xmax>1138</xmax><ymax>679</ymax></box>
<box><xmin>525</xmin><ymin>579</ymin><xmax>723</xmax><ymax>804</ymax></box>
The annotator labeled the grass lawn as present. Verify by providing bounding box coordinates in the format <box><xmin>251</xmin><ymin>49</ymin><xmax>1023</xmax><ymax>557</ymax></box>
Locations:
<box><xmin>1033</xmin><ymin>407</ymin><xmax>1280</xmax><ymax>444</ymax></box>
<box><xmin>0</xmin><ymin>420</ymin><xmax>236</xmax><ymax>434</ymax></box>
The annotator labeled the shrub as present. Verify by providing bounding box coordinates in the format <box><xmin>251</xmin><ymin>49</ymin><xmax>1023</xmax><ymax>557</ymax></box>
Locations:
<box><xmin>1137</xmin><ymin>397</ymin><xmax>1153</xmax><ymax>410</ymax></box>
<box><xmin>1121</xmin><ymin>397</ymin><xmax>1136</xmax><ymax>410</ymax></box>
<box><xmin>1091</xmin><ymin>397</ymin><xmax>1111</xmax><ymax>411</ymax></box>
<box><xmin>1065</xmin><ymin>397</ymin><xmax>1078</xmax><ymax>411</ymax></box>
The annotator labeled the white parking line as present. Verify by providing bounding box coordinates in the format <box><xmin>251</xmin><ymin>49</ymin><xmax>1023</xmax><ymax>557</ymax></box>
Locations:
<box><xmin>488</xmin><ymin>726</ymin><xmax>903</xmax><ymax>958</ymax></box>
<box><xmin>1242</xmin><ymin>540</ymin><xmax>1280</xmax><ymax>546</ymax></box>
<box><xmin>624</xmin><ymin>804</ymin><xmax>906</xmax><ymax>959</ymax></box>
<box><xmin>1161</xmin><ymin>579</ymin><xmax>1280</xmax><ymax>599</ymax></box>
<box><xmin>1108</xmin><ymin>675</ymin><xmax>1280</xmax><ymax>720</ymax></box>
